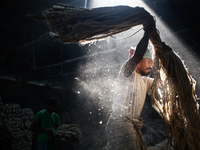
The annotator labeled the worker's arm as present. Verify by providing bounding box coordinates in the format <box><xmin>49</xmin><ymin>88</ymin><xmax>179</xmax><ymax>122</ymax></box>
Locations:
<box><xmin>124</xmin><ymin>25</ymin><xmax>155</xmax><ymax>77</ymax></box>
<box><xmin>30</xmin><ymin>121</ymin><xmax>53</xmax><ymax>134</ymax></box>
<box><xmin>55</xmin><ymin>114</ymin><xmax>60</xmax><ymax>130</ymax></box>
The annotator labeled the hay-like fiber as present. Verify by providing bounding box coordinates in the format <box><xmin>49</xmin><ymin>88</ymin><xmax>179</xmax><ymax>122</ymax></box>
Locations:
<box><xmin>43</xmin><ymin>3</ymin><xmax>154</xmax><ymax>43</ymax></box>
<box><xmin>149</xmin><ymin>29</ymin><xmax>200</xmax><ymax>150</ymax></box>
<box><xmin>44</xmin><ymin>3</ymin><xmax>200</xmax><ymax>150</ymax></box>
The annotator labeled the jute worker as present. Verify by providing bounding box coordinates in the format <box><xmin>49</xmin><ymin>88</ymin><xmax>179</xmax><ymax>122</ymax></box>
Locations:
<box><xmin>106</xmin><ymin>24</ymin><xmax>158</xmax><ymax>150</ymax></box>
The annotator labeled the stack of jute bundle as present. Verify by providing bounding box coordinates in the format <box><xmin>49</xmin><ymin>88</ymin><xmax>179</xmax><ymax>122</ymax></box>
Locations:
<box><xmin>0</xmin><ymin>96</ymin><xmax>34</xmax><ymax>150</ymax></box>
<box><xmin>53</xmin><ymin>124</ymin><xmax>84</xmax><ymax>150</ymax></box>
<box><xmin>43</xmin><ymin>4</ymin><xmax>200</xmax><ymax>150</ymax></box>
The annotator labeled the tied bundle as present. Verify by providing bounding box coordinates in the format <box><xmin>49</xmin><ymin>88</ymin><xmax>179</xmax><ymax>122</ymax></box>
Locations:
<box><xmin>0</xmin><ymin>96</ymin><xmax>34</xmax><ymax>150</ymax></box>
<box><xmin>150</xmin><ymin>32</ymin><xmax>200</xmax><ymax>150</ymax></box>
<box><xmin>53</xmin><ymin>124</ymin><xmax>83</xmax><ymax>150</ymax></box>
<box><xmin>43</xmin><ymin>3</ymin><xmax>154</xmax><ymax>43</ymax></box>
<box><xmin>43</xmin><ymin>3</ymin><xmax>200</xmax><ymax>150</ymax></box>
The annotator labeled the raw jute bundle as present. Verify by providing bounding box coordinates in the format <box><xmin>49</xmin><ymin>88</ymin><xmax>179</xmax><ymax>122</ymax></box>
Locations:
<box><xmin>0</xmin><ymin>96</ymin><xmax>34</xmax><ymax>150</ymax></box>
<box><xmin>43</xmin><ymin>3</ymin><xmax>154</xmax><ymax>43</ymax></box>
<box><xmin>53</xmin><ymin>124</ymin><xmax>83</xmax><ymax>150</ymax></box>
<box><xmin>150</xmin><ymin>29</ymin><xmax>200</xmax><ymax>150</ymax></box>
<box><xmin>43</xmin><ymin>3</ymin><xmax>200</xmax><ymax>150</ymax></box>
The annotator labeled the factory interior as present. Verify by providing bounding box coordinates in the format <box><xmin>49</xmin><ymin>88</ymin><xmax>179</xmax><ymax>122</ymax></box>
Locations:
<box><xmin>0</xmin><ymin>0</ymin><xmax>200</xmax><ymax>149</ymax></box>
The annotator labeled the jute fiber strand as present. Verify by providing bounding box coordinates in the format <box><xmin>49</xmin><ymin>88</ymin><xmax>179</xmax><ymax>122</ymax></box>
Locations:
<box><xmin>150</xmin><ymin>30</ymin><xmax>200</xmax><ymax>150</ymax></box>
<box><xmin>43</xmin><ymin>3</ymin><xmax>200</xmax><ymax>150</ymax></box>
<box><xmin>43</xmin><ymin>3</ymin><xmax>154</xmax><ymax>43</ymax></box>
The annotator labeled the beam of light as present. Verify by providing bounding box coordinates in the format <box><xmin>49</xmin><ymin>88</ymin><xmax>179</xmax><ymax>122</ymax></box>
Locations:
<box><xmin>85</xmin><ymin>0</ymin><xmax>87</xmax><ymax>8</ymax></box>
<box><xmin>75</xmin><ymin>0</ymin><xmax>200</xmax><ymax>129</ymax></box>
<box><xmin>88</xmin><ymin>0</ymin><xmax>200</xmax><ymax>60</ymax></box>
<box><xmin>88</xmin><ymin>0</ymin><xmax>200</xmax><ymax>88</ymax></box>
<box><xmin>89</xmin><ymin>0</ymin><xmax>145</xmax><ymax>8</ymax></box>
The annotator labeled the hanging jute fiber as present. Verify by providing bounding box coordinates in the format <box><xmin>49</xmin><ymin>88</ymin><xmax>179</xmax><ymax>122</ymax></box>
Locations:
<box><xmin>43</xmin><ymin>3</ymin><xmax>154</xmax><ymax>43</ymax></box>
<box><xmin>43</xmin><ymin>3</ymin><xmax>200</xmax><ymax>150</ymax></box>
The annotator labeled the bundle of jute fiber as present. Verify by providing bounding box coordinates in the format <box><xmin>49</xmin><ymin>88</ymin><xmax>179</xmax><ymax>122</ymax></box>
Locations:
<box><xmin>43</xmin><ymin>4</ymin><xmax>200</xmax><ymax>150</ymax></box>
<box><xmin>150</xmin><ymin>31</ymin><xmax>200</xmax><ymax>150</ymax></box>
<box><xmin>0</xmin><ymin>96</ymin><xmax>35</xmax><ymax>150</ymax></box>
<box><xmin>53</xmin><ymin>124</ymin><xmax>83</xmax><ymax>150</ymax></box>
<box><xmin>43</xmin><ymin>3</ymin><xmax>154</xmax><ymax>43</ymax></box>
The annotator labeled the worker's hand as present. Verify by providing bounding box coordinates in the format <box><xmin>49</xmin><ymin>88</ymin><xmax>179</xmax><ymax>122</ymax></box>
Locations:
<box><xmin>44</xmin><ymin>128</ymin><xmax>54</xmax><ymax>134</ymax></box>
<box><xmin>143</xmin><ymin>23</ymin><xmax>155</xmax><ymax>33</ymax></box>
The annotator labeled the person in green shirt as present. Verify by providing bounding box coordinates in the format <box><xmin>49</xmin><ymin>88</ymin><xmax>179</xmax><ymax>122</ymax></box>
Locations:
<box><xmin>30</xmin><ymin>97</ymin><xmax>60</xmax><ymax>150</ymax></box>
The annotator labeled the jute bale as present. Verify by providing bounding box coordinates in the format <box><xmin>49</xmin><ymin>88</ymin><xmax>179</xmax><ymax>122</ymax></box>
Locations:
<box><xmin>54</xmin><ymin>124</ymin><xmax>84</xmax><ymax>144</ymax></box>
<box><xmin>0</xmin><ymin>97</ymin><xmax>34</xmax><ymax>150</ymax></box>
<box><xmin>0</xmin><ymin>104</ymin><xmax>5</xmax><ymax>112</ymax></box>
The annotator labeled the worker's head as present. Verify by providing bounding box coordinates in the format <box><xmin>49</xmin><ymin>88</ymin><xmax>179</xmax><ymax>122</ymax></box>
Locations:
<box><xmin>136</xmin><ymin>57</ymin><xmax>153</xmax><ymax>76</ymax></box>
<box><xmin>129</xmin><ymin>44</ymin><xmax>153</xmax><ymax>76</ymax></box>
<box><xmin>46</xmin><ymin>97</ymin><xmax>59</xmax><ymax>113</ymax></box>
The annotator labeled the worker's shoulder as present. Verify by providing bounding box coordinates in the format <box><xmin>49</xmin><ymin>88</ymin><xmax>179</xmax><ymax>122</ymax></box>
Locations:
<box><xmin>146</xmin><ymin>76</ymin><xmax>154</xmax><ymax>81</ymax></box>
<box><xmin>39</xmin><ymin>109</ymin><xmax>46</xmax><ymax>113</ymax></box>
<box><xmin>142</xmin><ymin>76</ymin><xmax>154</xmax><ymax>84</ymax></box>
<box><xmin>34</xmin><ymin>109</ymin><xmax>46</xmax><ymax>121</ymax></box>
<box><xmin>52</xmin><ymin>112</ymin><xmax>59</xmax><ymax>117</ymax></box>
<box><xmin>36</xmin><ymin>109</ymin><xmax>46</xmax><ymax>115</ymax></box>
<box><xmin>143</xmin><ymin>76</ymin><xmax>153</xmax><ymax>80</ymax></box>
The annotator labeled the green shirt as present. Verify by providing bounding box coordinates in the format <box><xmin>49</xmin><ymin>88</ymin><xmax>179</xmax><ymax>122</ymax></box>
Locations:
<box><xmin>34</xmin><ymin>109</ymin><xmax>60</xmax><ymax>143</ymax></box>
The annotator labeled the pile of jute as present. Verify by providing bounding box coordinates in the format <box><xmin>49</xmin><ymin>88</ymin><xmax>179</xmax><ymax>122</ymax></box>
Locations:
<box><xmin>0</xmin><ymin>96</ymin><xmax>34</xmax><ymax>150</ymax></box>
